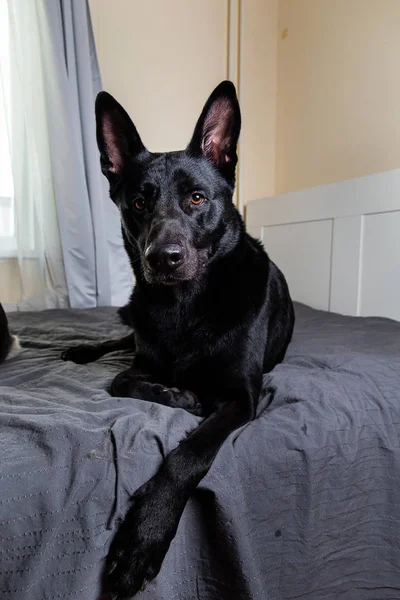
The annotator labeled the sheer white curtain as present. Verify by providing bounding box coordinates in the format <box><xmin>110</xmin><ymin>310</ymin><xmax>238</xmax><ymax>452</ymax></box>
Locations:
<box><xmin>0</xmin><ymin>0</ymin><xmax>69</xmax><ymax>310</ymax></box>
<box><xmin>0</xmin><ymin>0</ymin><xmax>132</xmax><ymax>312</ymax></box>
<box><xmin>0</xmin><ymin>7</ymin><xmax>14</xmax><ymax>251</ymax></box>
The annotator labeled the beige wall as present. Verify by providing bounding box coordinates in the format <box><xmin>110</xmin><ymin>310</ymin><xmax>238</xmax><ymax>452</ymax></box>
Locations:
<box><xmin>0</xmin><ymin>258</ymin><xmax>43</xmax><ymax>306</ymax></box>
<box><xmin>0</xmin><ymin>259</ymin><xmax>20</xmax><ymax>304</ymax></box>
<box><xmin>239</xmin><ymin>0</ymin><xmax>278</xmax><ymax>206</ymax></box>
<box><xmin>90</xmin><ymin>1</ymin><xmax>399</xmax><ymax>202</ymax></box>
<box><xmin>276</xmin><ymin>0</ymin><xmax>400</xmax><ymax>194</ymax></box>
<box><xmin>89</xmin><ymin>0</ymin><xmax>228</xmax><ymax>152</ymax></box>
<box><xmin>89</xmin><ymin>0</ymin><xmax>279</xmax><ymax>208</ymax></box>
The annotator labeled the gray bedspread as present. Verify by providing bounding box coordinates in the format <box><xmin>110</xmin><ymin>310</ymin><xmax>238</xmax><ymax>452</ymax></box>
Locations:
<box><xmin>1</xmin><ymin>303</ymin><xmax>400</xmax><ymax>600</ymax></box>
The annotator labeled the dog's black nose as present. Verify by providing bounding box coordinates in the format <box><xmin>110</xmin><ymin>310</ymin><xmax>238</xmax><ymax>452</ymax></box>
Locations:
<box><xmin>146</xmin><ymin>244</ymin><xmax>184</xmax><ymax>273</ymax></box>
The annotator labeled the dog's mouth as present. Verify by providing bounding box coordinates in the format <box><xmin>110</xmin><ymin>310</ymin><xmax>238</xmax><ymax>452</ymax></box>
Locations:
<box><xmin>161</xmin><ymin>275</ymin><xmax>186</xmax><ymax>286</ymax></box>
<box><xmin>143</xmin><ymin>270</ymin><xmax>195</xmax><ymax>286</ymax></box>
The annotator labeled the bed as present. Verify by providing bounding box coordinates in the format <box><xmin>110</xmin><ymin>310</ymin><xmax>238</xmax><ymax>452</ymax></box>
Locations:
<box><xmin>246</xmin><ymin>168</ymin><xmax>400</xmax><ymax>321</ymax></box>
<box><xmin>1</xmin><ymin>170</ymin><xmax>400</xmax><ymax>600</ymax></box>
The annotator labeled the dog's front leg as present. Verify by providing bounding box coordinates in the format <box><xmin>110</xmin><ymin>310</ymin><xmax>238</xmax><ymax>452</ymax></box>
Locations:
<box><xmin>104</xmin><ymin>380</ymin><xmax>259</xmax><ymax>599</ymax></box>
<box><xmin>61</xmin><ymin>332</ymin><xmax>136</xmax><ymax>364</ymax></box>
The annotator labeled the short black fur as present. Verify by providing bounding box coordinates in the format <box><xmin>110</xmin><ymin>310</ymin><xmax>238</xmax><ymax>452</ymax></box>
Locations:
<box><xmin>62</xmin><ymin>81</ymin><xmax>294</xmax><ymax>598</ymax></box>
<box><xmin>0</xmin><ymin>303</ymin><xmax>17</xmax><ymax>363</ymax></box>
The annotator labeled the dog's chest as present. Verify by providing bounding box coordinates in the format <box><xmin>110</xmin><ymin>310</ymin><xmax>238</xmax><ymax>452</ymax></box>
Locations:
<box><xmin>128</xmin><ymin>276</ymin><xmax>257</xmax><ymax>372</ymax></box>
<box><xmin>138</xmin><ymin>305</ymin><xmax>204</xmax><ymax>347</ymax></box>
<box><xmin>132</xmin><ymin>299</ymin><xmax>225</xmax><ymax>365</ymax></box>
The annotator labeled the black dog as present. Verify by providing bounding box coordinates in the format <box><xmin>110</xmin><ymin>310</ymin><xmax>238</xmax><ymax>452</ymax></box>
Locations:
<box><xmin>62</xmin><ymin>81</ymin><xmax>294</xmax><ymax>598</ymax></box>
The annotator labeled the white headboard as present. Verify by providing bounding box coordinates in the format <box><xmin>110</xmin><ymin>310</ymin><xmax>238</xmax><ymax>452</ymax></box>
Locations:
<box><xmin>246</xmin><ymin>169</ymin><xmax>400</xmax><ymax>321</ymax></box>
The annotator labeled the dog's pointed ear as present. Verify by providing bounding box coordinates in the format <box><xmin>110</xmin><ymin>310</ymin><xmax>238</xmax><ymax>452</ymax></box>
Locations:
<box><xmin>187</xmin><ymin>81</ymin><xmax>241</xmax><ymax>179</ymax></box>
<box><xmin>95</xmin><ymin>91</ymin><xmax>147</xmax><ymax>181</ymax></box>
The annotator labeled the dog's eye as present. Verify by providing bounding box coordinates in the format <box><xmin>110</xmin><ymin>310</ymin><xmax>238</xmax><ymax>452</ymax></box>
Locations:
<box><xmin>134</xmin><ymin>198</ymin><xmax>145</xmax><ymax>211</ymax></box>
<box><xmin>191</xmin><ymin>192</ymin><xmax>205</xmax><ymax>205</ymax></box>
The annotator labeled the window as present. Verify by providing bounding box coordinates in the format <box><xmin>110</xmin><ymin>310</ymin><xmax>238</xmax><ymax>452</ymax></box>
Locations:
<box><xmin>0</xmin><ymin>0</ymin><xmax>16</xmax><ymax>256</ymax></box>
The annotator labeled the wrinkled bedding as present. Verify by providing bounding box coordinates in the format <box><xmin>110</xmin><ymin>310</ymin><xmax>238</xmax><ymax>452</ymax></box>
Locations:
<box><xmin>1</xmin><ymin>303</ymin><xmax>400</xmax><ymax>600</ymax></box>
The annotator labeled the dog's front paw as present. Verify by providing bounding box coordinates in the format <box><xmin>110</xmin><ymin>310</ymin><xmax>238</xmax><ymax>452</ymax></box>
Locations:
<box><xmin>61</xmin><ymin>344</ymin><xmax>100</xmax><ymax>364</ymax></box>
<box><xmin>106</xmin><ymin>539</ymin><xmax>160</xmax><ymax>599</ymax></box>
<box><xmin>110</xmin><ymin>369</ymin><xmax>137</xmax><ymax>397</ymax></box>
<box><xmin>105</xmin><ymin>479</ymin><xmax>182</xmax><ymax>598</ymax></box>
<box><xmin>172</xmin><ymin>389</ymin><xmax>203</xmax><ymax>416</ymax></box>
<box><xmin>106</xmin><ymin>536</ymin><xmax>161</xmax><ymax>599</ymax></box>
<box><xmin>109</xmin><ymin>373</ymin><xmax>168</xmax><ymax>400</ymax></box>
<box><xmin>110</xmin><ymin>373</ymin><xmax>202</xmax><ymax>413</ymax></box>
<box><xmin>142</xmin><ymin>383</ymin><xmax>202</xmax><ymax>414</ymax></box>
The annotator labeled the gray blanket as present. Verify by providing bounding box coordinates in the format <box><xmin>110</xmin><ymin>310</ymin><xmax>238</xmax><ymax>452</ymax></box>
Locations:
<box><xmin>1</xmin><ymin>303</ymin><xmax>400</xmax><ymax>600</ymax></box>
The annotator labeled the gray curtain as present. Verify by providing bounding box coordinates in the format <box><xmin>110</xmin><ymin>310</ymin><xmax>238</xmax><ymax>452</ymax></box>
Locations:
<box><xmin>43</xmin><ymin>0</ymin><xmax>132</xmax><ymax>308</ymax></box>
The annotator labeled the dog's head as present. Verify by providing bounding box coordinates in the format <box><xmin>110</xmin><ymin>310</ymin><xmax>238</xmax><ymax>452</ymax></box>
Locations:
<box><xmin>95</xmin><ymin>81</ymin><xmax>241</xmax><ymax>285</ymax></box>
